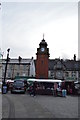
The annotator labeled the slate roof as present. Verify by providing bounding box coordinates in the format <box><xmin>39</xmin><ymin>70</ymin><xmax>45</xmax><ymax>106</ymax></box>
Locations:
<box><xmin>34</xmin><ymin>59</ymin><xmax>80</xmax><ymax>71</ymax></box>
<box><xmin>48</xmin><ymin>59</ymin><xmax>80</xmax><ymax>71</ymax></box>
<box><xmin>63</xmin><ymin>60</ymin><xmax>79</xmax><ymax>71</ymax></box>
<box><xmin>48</xmin><ymin>59</ymin><xmax>56</xmax><ymax>70</ymax></box>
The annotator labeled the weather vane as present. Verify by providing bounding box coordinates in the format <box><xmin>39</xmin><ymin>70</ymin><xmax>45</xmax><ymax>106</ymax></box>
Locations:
<box><xmin>43</xmin><ymin>33</ymin><xmax>44</xmax><ymax>40</ymax></box>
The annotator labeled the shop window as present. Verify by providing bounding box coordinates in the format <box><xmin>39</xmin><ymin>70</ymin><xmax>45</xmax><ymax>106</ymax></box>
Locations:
<box><xmin>71</xmin><ymin>72</ymin><xmax>76</xmax><ymax>77</ymax></box>
<box><xmin>8</xmin><ymin>72</ymin><xmax>11</xmax><ymax>77</ymax></box>
<box><xmin>17</xmin><ymin>72</ymin><xmax>19</xmax><ymax>76</ymax></box>
<box><xmin>66</xmin><ymin>72</ymin><xmax>69</xmax><ymax>77</ymax></box>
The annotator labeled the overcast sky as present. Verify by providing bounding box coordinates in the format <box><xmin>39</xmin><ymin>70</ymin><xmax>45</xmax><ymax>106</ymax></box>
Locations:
<box><xmin>0</xmin><ymin>1</ymin><xmax>79</xmax><ymax>60</ymax></box>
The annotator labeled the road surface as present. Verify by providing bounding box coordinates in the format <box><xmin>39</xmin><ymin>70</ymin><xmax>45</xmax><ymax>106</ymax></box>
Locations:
<box><xmin>2</xmin><ymin>92</ymin><xmax>79</xmax><ymax>119</ymax></box>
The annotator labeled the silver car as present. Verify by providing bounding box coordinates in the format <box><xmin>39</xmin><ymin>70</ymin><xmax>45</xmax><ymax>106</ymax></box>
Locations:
<box><xmin>11</xmin><ymin>80</ymin><xmax>26</xmax><ymax>94</ymax></box>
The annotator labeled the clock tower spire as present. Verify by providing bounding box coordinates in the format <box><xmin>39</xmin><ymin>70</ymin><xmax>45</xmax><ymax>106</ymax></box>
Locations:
<box><xmin>36</xmin><ymin>36</ymin><xmax>50</xmax><ymax>79</ymax></box>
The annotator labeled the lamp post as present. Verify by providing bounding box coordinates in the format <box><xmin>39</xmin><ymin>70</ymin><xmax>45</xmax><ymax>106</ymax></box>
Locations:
<box><xmin>2</xmin><ymin>48</ymin><xmax>10</xmax><ymax>94</ymax></box>
<box><xmin>3</xmin><ymin>48</ymin><xmax>10</xmax><ymax>84</ymax></box>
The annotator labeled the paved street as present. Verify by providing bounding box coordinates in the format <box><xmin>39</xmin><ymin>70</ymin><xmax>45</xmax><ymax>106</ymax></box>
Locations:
<box><xmin>2</xmin><ymin>92</ymin><xmax>79</xmax><ymax>119</ymax></box>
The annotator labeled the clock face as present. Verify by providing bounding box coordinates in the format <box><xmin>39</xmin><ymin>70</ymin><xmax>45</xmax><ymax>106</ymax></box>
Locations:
<box><xmin>41</xmin><ymin>47</ymin><xmax>45</xmax><ymax>52</ymax></box>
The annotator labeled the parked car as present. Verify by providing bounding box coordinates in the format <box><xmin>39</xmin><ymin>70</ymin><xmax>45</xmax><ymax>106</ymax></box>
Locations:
<box><xmin>11</xmin><ymin>80</ymin><xmax>26</xmax><ymax>94</ymax></box>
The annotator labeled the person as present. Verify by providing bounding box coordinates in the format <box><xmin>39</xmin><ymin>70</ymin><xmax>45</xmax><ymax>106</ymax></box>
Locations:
<box><xmin>61</xmin><ymin>82</ymin><xmax>65</xmax><ymax>90</ymax></box>
<box><xmin>29</xmin><ymin>82</ymin><xmax>36</xmax><ymax>96</ymax></box>
<box><xmin>67</xmin><ymin>85</ymin><xmax>70</xmax><ymax>94</ymax></box>
<box><xmin>54</xmin><ymin>83</ymin><xmax>58</xmax><ymax>96</ymax></box>
<box><xmin>29</xmin><ymin>84</ymin><xmax>33</xmax><ymax>96</ymax></box>
<box><xmin>71</xmin><ymin>82</ymin><xmax>75</xmax><ymax>95</ymax></box>
<box><xmin>7</xmin><ymin>81</ymin><xmax>9</xmax><ymax>91</ymax></box>
<box><xmin>33</xmin><ymin>81</ymin><xmax>37</xmax><ymax>96</ymax></box>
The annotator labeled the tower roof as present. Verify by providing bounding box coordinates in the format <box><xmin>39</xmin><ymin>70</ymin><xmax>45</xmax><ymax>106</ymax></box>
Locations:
<box><xmin>39</xmin><ymin>37</ymin><xmax>47</xmax><ymax>47</ymax></box>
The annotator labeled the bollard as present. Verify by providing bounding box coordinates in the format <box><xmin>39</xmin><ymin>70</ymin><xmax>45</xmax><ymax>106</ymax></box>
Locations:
<box><xmin>62</xmin><ymin>89</ymin><xmax>67</xmax><ymax>97</ymax></box>
<box><xmin>2</xmin><ymin>85</ymin><xmax>7</xmax><ymax>94</ymax></box>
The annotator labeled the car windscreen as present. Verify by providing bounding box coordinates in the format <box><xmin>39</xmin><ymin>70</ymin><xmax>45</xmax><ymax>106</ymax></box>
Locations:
<box><xmin>13</xmin><ymin>81</ymin><xmax>24</xmax><ymax>87</ymax></box>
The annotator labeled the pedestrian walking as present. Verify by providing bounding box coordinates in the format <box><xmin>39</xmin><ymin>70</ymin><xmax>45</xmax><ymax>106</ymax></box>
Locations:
<box><xmin>29</xmin><ymin>85</ymin><xmax>33</xmax><ymax>96</ymax></box>
<box><xmin>29</xmin><ymin>82</ymin><xmax>37</xmax><ymax>97</ymax></box>
<box><xmin>7</xmin><ymin>81</ymin><xmax>10</xmax><ymax>91</ymax></box>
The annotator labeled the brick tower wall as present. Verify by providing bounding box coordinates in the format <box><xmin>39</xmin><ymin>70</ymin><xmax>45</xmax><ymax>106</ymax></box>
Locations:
<box><xmin>36</xmin><ymin>54</ymin><xmax>49</xmax><ymax>79</ymax></box>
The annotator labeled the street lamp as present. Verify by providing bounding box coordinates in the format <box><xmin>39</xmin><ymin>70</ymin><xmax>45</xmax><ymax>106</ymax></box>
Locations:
<box><xmin>3</xmin><ymin>48</ymin><xmax>10</xmax><ymax>84</ymax></box>
<box><xmin>2</xmin><ymin>48</ymin><xmax>10</xmax><ymax>93</ymax></box>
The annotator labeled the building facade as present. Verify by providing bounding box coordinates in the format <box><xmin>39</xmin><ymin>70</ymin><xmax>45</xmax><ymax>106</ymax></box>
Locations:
<box><xmin>1</xmin><ymin>58</ymin><xmax>35</xmax><ymax>81</ymax></box>
<box><xmin>48</xmin><ymin>58</ymin><xmax>80</xmax><ymax>81</ymax></box>
<box><xmin>1</xmin><ymin>57</ymin><xmax>80</xmax><ymax>81</ymax></box>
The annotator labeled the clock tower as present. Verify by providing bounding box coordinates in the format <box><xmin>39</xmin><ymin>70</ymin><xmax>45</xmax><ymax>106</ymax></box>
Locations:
<box><xmin>36</xmin><ymin>36</ymin><xmax>50</xmax><ymax>79</ymax></box>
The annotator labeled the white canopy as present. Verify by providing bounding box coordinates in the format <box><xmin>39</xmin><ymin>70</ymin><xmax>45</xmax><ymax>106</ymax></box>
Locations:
<box><xmin>6</xmin><ymin>80</ymin><xmax>14</xmax><ymax>83</ymax></box>
<box><xmin>27</xmin><ymin>79</ymin><xmax>62</xmax><ymax>83</ymax></box>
